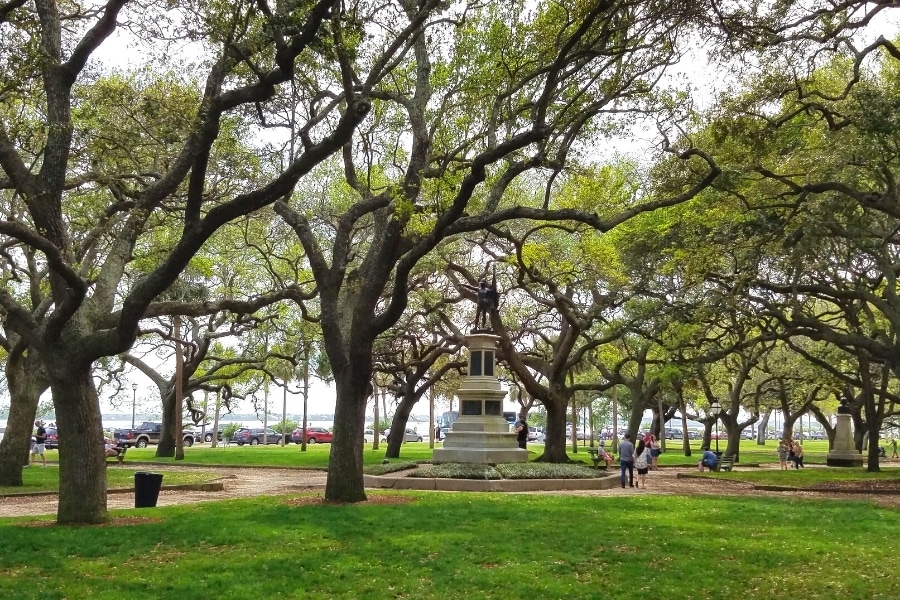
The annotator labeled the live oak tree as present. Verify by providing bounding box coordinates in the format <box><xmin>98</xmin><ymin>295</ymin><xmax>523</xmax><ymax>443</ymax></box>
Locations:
<box><xmin>0</xmin><ymin>0</ymin><xmax>374</xmax><ymax>523</ymax></box>
<box><xmin>693</xmin><ymin>39</ymin><xmax>900</xmax><ymax>469</ymax></box>
<box><xmin>275</xmin><ymin>1</ymin><xmax>720</xmax><ymax>500</ymax></box>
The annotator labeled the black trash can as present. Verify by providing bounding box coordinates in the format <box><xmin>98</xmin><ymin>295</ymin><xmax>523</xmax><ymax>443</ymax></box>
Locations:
<box><xmin>134</xmin><ymin>472</ymin><xmax>164</xmax><ymax>508</ymax></box>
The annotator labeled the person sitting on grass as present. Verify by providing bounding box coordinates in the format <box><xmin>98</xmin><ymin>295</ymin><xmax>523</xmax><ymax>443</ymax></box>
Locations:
<box><xmin>698</xmin><ymin>447</ymin><xmax>718</xmax><ymax>472</ymax></box>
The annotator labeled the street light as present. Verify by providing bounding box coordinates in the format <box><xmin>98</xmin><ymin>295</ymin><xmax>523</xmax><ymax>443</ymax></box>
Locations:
<box><xmin>131</xmin><ymin>383</ymin><xmax>138</xmax><ymax>430</ymax></box>
<box><xmin>710</xmin><ymin>400</ymin><xmax>721</xmax><ymax>454</ymax></box>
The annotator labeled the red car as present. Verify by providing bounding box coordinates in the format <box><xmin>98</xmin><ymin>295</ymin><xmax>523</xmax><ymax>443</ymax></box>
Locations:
<box><xmin>291</xmin><ymin>426</ymin><xmax>334</xmax><ymax>444</ymax></box>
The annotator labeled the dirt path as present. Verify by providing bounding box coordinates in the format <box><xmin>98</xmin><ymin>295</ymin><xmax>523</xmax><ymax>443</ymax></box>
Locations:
<box><xmin>0</xmin><ymin>466</ymin><xmax>328</xmax><ymax>519</ymax></box>
<box><xmin>2</xmin><ymin>465</ymin><xmax>896</xmax><ymax>519</ymax></box>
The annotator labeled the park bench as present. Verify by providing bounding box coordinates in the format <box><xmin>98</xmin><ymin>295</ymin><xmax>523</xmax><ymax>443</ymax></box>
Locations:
<box><xmin>586</xmin><ymin>447</ymin><xmax>611</xmax><ymax>470</ymax></box>
<box><xmin>106</xmin><ymin>445</ymin><xmax>128</xmax><ymax>465</ymax></box>
<box><xmin>713</xmin><ymin>454</ymin><xmax>734</xmax><ymax>472</ymax></box>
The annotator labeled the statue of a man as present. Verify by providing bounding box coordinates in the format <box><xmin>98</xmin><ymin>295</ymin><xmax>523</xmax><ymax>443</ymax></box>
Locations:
<box><xmin>464</xmin><ymin>279</ymin><xmax>499</xmax><ymax>331</ymax></box>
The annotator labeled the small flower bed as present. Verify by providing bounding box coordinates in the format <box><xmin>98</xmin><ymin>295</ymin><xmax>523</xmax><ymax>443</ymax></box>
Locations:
<box><xmin>363</xmin><ymin>461</ymin><xmax>420</xmax><ymax>475</ymax></box>
<box><xmin>409</xmin><ymin>462</ymin><xmax>603</xmax><ymax>480</ymax></box>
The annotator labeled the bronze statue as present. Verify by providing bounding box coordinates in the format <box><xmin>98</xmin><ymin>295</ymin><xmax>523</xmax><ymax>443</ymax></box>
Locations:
<box><xmin>463</xmin><ymin>278</ymin><xmax>499</xmax><ymax>331</ymax></box>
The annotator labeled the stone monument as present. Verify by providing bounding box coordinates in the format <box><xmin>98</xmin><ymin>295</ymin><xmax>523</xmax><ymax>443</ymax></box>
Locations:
<box><xmin>432</xmin><ymin>333</ymin><xmax>527</xmax><ymax>464</ymax></box>
<box><xmin>826</xmin><ymin>398</ymin><xmax>863</xmax><ymax>467</ymax></box>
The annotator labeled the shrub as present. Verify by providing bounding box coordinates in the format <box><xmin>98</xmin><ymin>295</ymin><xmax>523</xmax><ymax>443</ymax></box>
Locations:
<box><xmin>409</xmin><ymin>462</ymin><xmax>604</xmax><ymax>479</ymax></box>
<box><xmin>364</xmin><ymin>461</ymin><xmax>419</xmax><ymax>475</ymax></box>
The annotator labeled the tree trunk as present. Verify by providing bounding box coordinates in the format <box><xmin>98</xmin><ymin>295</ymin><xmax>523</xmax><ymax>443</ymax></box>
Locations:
<box><xmin>0</xmin><ymin>348</ymin><xmax>48</xmax><ymax>486</ymax></box>
<box><xmin>0</xmin><ymin>402</ymin><xmax>36</xmax><ymax>486</ymax></box>
<box><xmin>324</xmin><ymin>351</ymin><xmax>371</xmax><ymax>503</ymax></box>
<box><xmin>680</xmin><ymin>397</ymin><xmax>691</xmax><ymax>457</ymax></box>
<box><xmin>385</xmin><ymin>387</ymin><xmax>417</xmax><ymax>459</ymax></box>
<box><xmin>174</xmin><ymin>314</ymin><xmax>185</xmax><ymax>460</ymax></box>
<box><xmin>535</xmin><ymin>398</ymin><xmax>568</xmax><ymax>462</ymax></box>
<box><xmin>757</xmin><ymin>410</ymin><xmax>771</xmax><ymax>445</ymax></box>
<box><xmin>157</xmin><ymin>387</ymin><xmax>177</xmax><ymax>457</ymax></box>
<box><xmin>50</xmin><ymin>359</ymin><xmax>107</xmax><ymax>524</ymax></box>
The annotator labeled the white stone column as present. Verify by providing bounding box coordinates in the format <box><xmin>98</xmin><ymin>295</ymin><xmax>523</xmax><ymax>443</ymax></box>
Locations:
<box><xmin>432</xmin><ymin>333</ymin><xmax>527</xmax><ymax>464</ymax></box>
<box><xmin>826</xmin><ymin>413</ymin><xmax>863</xmax><ymax>467</ymax></box>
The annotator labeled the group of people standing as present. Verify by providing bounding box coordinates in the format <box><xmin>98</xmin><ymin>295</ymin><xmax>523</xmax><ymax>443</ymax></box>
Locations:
<box><xmin>777</xmin><ymin>439</ymin><xmax>805</xmax><ymax>469</ymax></box>
<box><xmin>618</xmin><ymin>433</ymin><xmax>661</xmax><ymax>488</ymax></box>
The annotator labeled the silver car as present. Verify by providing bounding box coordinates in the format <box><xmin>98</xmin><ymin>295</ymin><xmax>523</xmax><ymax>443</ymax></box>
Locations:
<box><xmin>381</xmin><ymin>428</ymin><xmax>423</xmax><ymax>443</ymax></box>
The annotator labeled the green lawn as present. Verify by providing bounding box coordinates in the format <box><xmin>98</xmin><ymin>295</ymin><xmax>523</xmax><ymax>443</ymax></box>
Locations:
<box><xmin>118</xmin><ymin>440</ymin><xmax>439</xmax><ymax>467</ymax></box>
<box><xmin>0</xmin><ymin>491</ymin><xmax>896</xmax><ymax>599</ymax></box>
<box><xmin>122</xmin><ymin>439</ymin><xmax>841</xmax><ymax>469</ymax></box>
<box><xmin>29</xmin><ymin>439</ymin><xmax>859</xmax><ymax>469</ymax></box>
<box><xmin>0</xmin><ymin>466</ymin><xmax>219</xmax><ymax>495</ymax></box>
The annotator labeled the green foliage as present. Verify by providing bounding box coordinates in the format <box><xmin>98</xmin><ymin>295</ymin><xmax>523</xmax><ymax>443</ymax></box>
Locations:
<box><xmin>270</xmin><ymin>419</ymin><xmax>297</xmax><ymax>435</ymax></box>
<box><xmin>363</xmin><ymin>461</ymin><xmax>419</xmax><ymax>475</ymax></box>
<box><xmin>410</xmin><ymin>463</ymin><xmax>503</xmax><ymax>479</ymax></box>
<box><xmin>410</xmin><ymin>462</ymin><xmax>602</xmax><ymax>480</ymax></box>
<box><xmin>221</xmin><ymin>422</ymin><xmax>242</xmax><ymax>440</ymax></box>
<box><xmin>493</xmin><ymin>462</ymin><xmax>602</xmax><ymax>479</ymax></box>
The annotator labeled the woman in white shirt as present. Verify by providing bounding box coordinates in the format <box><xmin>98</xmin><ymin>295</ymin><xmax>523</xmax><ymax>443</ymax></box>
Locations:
<box><xmin>634</xmin><ymin>439</ymin><xmax>651</xmax><ymax>488</ymax></box>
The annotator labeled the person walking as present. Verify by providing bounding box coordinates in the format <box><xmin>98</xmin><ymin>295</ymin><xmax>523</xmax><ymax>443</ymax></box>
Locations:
<box><xmin>618</xmin><ymin>434</ymin><xmax>635</xmax><ymax>489</ymax></box>
<box><xmin>791</xmin><ymin>440</ymin><xmax>804</xmax><ymax>469</ymax></box>
<box><xmin>891</xmin><ymin>438</ymin><xmax>898</xmax><ymax>459</ymax></box>
<box><xmin>30</xmin><ymin>420</ymin><xmax>47</xmax><ymax>467</ymax></box>
<box><xmin>634</xmin><ymin>439</ymin><xmax>650</xmax><ymax>488</ymax></box>
<box><xmin>777</xmin><ymin>439</ymin><xmax>789</xmax><ymax>470</ymax></box>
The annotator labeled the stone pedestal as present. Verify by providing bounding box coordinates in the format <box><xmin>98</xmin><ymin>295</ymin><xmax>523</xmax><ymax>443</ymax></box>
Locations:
<box><xmin>433</xmin><ymin>333</ymin><xmax>527</xmax><ymax>465</ymax></box>
<box><xmin>827</xmin><ymin>413</ymin><xmax>863</xmax><ymax>467</ymax></box>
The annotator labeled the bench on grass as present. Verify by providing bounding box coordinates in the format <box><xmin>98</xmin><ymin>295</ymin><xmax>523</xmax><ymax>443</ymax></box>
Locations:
<box><xmin>586</xmin><ymin>447</ymin><xmax>612</xmax><ymax>470</ymax></box>
<box><xmin>713</xmin><ymin>454</ymin><xmax>734</xmax><ymax>472</ymax></box>
<box><xmin>106</xmin><ymin>445</ymin><xmax>128</xmax><ymax>465</ymax></box>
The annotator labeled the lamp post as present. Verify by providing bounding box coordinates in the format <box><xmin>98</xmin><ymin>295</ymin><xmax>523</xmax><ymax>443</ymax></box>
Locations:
<box><xmin>131</xmin><ymin>383</ymin><xmax>138</xmax><ymax>429</ymax></box>
<box><xmin>710</xmin><ymin>400</ymin><xmax>721</xmax><ymax>454</ymax></box>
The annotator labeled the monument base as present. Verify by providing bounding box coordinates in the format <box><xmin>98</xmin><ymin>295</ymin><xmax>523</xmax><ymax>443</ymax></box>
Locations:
<box><xmin>433</xmin><ymin>447</ymin><xmax>528</xmax><ymax>464</ymax></box>
<box><xmin>826</xmin><ymin>452</ymin><xmax>864</xmax><ymax>467</ymax></box>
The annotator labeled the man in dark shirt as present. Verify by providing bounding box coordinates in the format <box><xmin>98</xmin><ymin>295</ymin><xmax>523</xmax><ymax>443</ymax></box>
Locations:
<box><xmin>30</xmin><ymin>420</ymin><xmax>47</xmax><ymax>467</ymax></box>
<box><xmin>514</xmin><ymin>418</ymin><xmax>528</xmax><ymax>450</ymax></box>
<box><xmin>618</xmin><ymin>434</ymin><xmax>635</xmax><ymax>488</ymax></box>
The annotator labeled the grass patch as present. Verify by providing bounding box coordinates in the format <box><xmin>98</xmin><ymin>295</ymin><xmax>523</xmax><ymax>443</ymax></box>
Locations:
<box><xmin>568</xmin><ymin>440</ymin><xmax>853</xmax><ymax>467</ymax></box>
<box><xmin>0</xmin><ymin>466</ymin><xmax>219</xmax><ymax>496</ymax></box>
<box><xmin>0</xmin><ymin>492</ymin><xmax>896</xmax><ymax>598</ymax></box>
<box><xmin>119</xmin><ymin>441</ymin><xmax>438</xmax><ymax>468</ymax></box>
<box><xmin>697</xmin><ymin>467</ymin><xmax>900</xmax><ymax>487</ymax></box>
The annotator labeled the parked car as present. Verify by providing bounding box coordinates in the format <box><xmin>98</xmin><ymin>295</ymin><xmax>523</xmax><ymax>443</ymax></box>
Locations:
<box><xmin>197</xmin><ymin>424</ymin><xmax>226</xmax><ymax>443</ymax></box>
<box><xmin>231</xmin><ymin>427</ymin><xmax>282</xmax><ymax>446</ymax></box>
<box><xmin>42</xmin><ymin>426</ymin><xmax>59</xmax><ymax>449</ymax></box>
<box><xmin>664</xmin><ymin>427</ymin><xmax>682</xmax><ymax>440</ymax></box>
<box><xmin>528</xmin><ymin>427</ymin><xmax>545</xmax><ymax>442</ymax></box>
<box><xmin>741</xmin><ymin>430</ymin><xmax>755</xmax><ymax>440</ymax></box>
<box><xmin>381</xmin><ymin>428</ymin><xmax>423</xmax><ymax>443</ymax></box>
<box><xmin>291</xmin><ymin>426</ymin><xmax>334</xmax><ymax>444</ymax></box>
<box><xmin>686</xmin><ymin>430</ymin><xmax>701</xmax><ymax>440</ymax></box>
<box><xmin>364</xmin><ymin>429</ymin><xmax>375</xmax><ymax>443</ymax></box>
